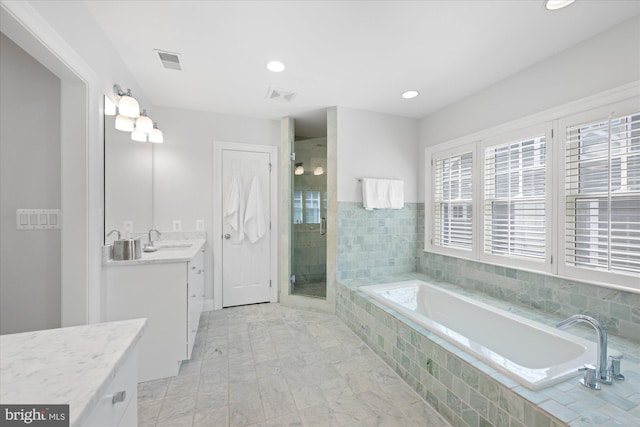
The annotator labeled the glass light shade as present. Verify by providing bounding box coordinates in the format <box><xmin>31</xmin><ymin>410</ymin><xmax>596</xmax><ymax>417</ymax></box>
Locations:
<box><xmin>131</xmin><ymin>130</ymin><xmax>147</xmax><ymax>142</ymax></box>
<box><xmin>104</xmin><ymin>97</ymin><xmax>117</xmax><ymax>116</ymax></box>
<box><xmin>314</xmin><ymin>166</ymin><xmax>324</xmax><ymax>176</ymax></box>
<box><xmin>294</xmin><ymin>165</ymin><xmax>304</xmax><ymax>175</ymax></box>
<box><xmin>118</xmin><ymin>94</ymin><xmax>140</xmax><ymax>118</ymax></box>
<box><xmin>149</xmin><ymin>127</ymin><xmax>164</xmax><ymax>143</ymax></box>
<box><xmin>115</xmin><ymin>114</ymin><xmax>134</xmax><ymax>132</ymax></box>
<box><xmin>135</xmin><ymin>114</ymin><xmax>153</xmax><ymax>134</ymax></box>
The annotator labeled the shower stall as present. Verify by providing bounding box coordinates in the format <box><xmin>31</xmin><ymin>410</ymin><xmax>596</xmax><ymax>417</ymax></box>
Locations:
<box><xmin>290</xmin><ymin>136</ymin><xmax>327</xmax><ymax>298</ymax></box>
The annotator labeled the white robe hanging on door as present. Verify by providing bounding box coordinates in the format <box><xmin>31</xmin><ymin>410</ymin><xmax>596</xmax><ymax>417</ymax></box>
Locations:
<box><xmin>244</xmin><ymin>176</ymin><xmax>266</xmax><ymax>243</ymax></box>
<box><xmin>223</xmin><ymin>175</ymin><xmax>245</xmax><ymax>242</ymax></box>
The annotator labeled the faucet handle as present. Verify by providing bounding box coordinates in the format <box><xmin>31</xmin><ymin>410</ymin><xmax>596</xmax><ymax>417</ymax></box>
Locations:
<box><xmin>578</xmin><ymin>364</ymin><xmax>601</xmax><ymax>390</ymax></box>
<box><xmin>608</xmin><ymin>354</ymin><xmax>625</xmax><ymax>381</ymax></box>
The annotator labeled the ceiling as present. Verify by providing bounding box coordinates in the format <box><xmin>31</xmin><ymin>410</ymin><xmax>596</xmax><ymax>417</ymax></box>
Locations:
<box><xmin>84</xmin><ymin>0</ymin><xmax>640</xmax><ymax>125</ymax></box>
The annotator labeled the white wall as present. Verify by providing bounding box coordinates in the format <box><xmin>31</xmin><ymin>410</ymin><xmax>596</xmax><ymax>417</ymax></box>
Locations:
<box><xmin>336</xmin><ymin>107</ymin><xmax>419</xmax><ymax>203</ymax></box>
<box><xmin>418</xmin><ymin>15</ymin><xmax>640</xmax><ymax>202</ymax></box>
<box><xmin>5</xmin><ymin>0</ymin><xmax>154</xmax><ymax>324</ymax></box>
<box><xmin>151</xmin><ymin>106</ymin><xmax>280</xmax><ymax>301</ymax></box>
<box><xmin>0</xmin><ymin>33</ymin><xmax>61</xmax><ymax>334</ymax></box>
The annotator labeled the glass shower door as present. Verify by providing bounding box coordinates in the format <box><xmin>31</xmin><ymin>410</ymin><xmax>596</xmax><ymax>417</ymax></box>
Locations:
<box><xmin>291</xmin><ymin>137</ymin><xmax>327</xmax><ymax>299</ymax></box>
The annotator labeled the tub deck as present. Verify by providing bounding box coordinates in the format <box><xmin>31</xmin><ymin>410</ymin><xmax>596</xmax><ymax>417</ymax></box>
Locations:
<box><xmin>337</xmin><ymin>273</ymin><xmax>640</xmax><ymax>427</ymax></box>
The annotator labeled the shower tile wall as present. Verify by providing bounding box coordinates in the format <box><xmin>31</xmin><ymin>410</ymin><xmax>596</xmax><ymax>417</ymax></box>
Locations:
<box><xmin>336</xmin><ymin>202</ymin><xmax>639</xmax><ymax>343</ymax></box>
<box><xmin>337</xmin><ymin>202</ymin><xmax>420</xmax><ymax>280</ymax></box>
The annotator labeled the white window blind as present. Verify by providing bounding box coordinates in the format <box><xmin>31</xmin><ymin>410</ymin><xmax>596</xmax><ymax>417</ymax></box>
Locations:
<box><xmin>565</xmin><ymin>112</ymin><xmax>640</xmax><ymax>274</ymax></box>
<box><xmin>484</xmin><ymin>136</ymin><xmax>546</xmax><ymax>260</ymax></box>
<box><xmin>433</xmin><ymin>152</ymin><xmax>473</xmax><ymax>250</ymax></box>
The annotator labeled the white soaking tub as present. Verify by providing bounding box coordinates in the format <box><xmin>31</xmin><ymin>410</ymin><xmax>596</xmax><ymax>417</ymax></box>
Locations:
<box><xmin>360</xmin><ymin>280</ymin><xmax>600</xmax><ymax>390</ymax></box>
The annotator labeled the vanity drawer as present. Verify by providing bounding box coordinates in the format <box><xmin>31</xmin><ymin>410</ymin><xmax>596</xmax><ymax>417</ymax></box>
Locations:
<box><xmin>84</xmin><ymin>348</ymin><xmax>138</xmax><ymax>427</ymax></box>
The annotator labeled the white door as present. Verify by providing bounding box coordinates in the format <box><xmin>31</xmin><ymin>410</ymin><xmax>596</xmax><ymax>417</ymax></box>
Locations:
<box><xmin>221</xmin><ymin>149</ymin><xmax>272</xmax><ymax>307</ymax></box>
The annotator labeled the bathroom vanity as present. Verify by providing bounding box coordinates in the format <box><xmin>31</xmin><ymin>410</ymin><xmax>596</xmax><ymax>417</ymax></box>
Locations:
<box><xmin>104</xmin><ymin>238</ymin><xmax>206</xmax><ymax>382</ymax></box>
<box><xmin>0</xmin><ymin>318</ymin><xmax>146</xmax><ymax>427</ymax></box>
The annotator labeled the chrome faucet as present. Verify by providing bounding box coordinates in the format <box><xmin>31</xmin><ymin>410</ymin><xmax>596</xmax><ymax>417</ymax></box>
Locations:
<box><xmin>107</xmin><ymin>229</ymin><xmax>121</xmax><ymax>240</ymax></box>
<box><xmin>145</xmin><ymin>228</ymin><xmax>162</xmax><ymax>251</ymax></box>
<box><xmin>557</xmin><ymin>314</ymin><xmax>612</xmax><ymax>389</ymax></box>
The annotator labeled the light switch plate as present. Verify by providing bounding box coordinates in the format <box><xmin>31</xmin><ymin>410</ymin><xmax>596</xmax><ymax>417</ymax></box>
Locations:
<box><xmin>196</xmin><ymin>220</ymin><xmax>205</xmax><ymax>231</ymax></box>
<box><xmin>172</xmin><ymin>220</ymin><xmax>182</xmax><ymax>231</ymax></box>
<box><xmin>123</xmin><ymin>220</ymin><xmax>134</xmax><ymax>232</ymax></box>
<box><xmin>16</xmin><ymin>209</ymin><xmax>61</xmax><ymax>230</ymax></box>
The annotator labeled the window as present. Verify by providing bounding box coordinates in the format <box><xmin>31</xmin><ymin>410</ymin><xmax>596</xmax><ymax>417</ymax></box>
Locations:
<box><xmin>565</xmin><ymin>112</ymin><xmax>640</xmax><ymax>275</ymax></box>
<box><xmin>426</xmin><ymin>96</ymin><xmax>640</xmax><ymax>289</ymax></box>
<box><xmin>305</xmin><ymin>191</ymin><xmax>321</xmax><ymax>224</ymax></box>
<box><xmin>433</xmin><ymin>151</ymin><xmax>473</xmax><ymax>251</ymax></box>
<box><xmin>293</xmin><ymin>190</ymin><xmax>303</xmax><ymax>224</ymax></box>
<box><xmin>484</xmin><ymin>136</ymin><xmax>546</xmax><ymax>260</ymax></box>
<box><xmin>293</xmin><ymin>190</ymin><xmax>327</xmax><ymax>225</ymax></box>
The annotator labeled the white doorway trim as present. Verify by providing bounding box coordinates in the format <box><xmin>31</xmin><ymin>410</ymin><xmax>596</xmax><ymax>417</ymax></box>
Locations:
<box><xmin>212</xmin><ymin>141</ymin><xmax>278</xmax><ymax>310</ymax></box>
<box><xmin>1</xmin><ymin>1</ymin><xmax>102</xmax><ymax>325</ymax></box>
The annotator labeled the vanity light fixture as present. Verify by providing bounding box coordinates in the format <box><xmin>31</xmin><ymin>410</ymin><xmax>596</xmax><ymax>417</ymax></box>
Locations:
<box><xmin>267</xmin><ymin>60</ymin><xmax>285</xmax><ymax>72</ymax></box>
<box><xmin>104</xmin><ymin>97</ymin><xmax>117</xmax><ymax>116</ymax></box>
<box><xmin>149</xmin><ymin>123</ymin><xmax>164</xmax><ymax>144</ymax></box>
<box><xmin>294</xmin><ymin>163</ymin><xmax>304</xmax><ymax>175</ymax></box>
<box><xmin>401</xmin><ymin>90</ymin><xmax>419</xmax><ymax>99</ymax></box>
<box><xmin>113</xmin><ymin>84</ymin><xmax>140</xmax><ymax>118</ymax></box>
<box><xmin>135</xmin><ymin>110</ymin><xmax>154</xmax><ymax>134</ymax></box>
<box><xmin>544</xmin><ymin>0</ymin><xmax>575</xmax><ymax>10</ymax></box>
<box><xmin>115</xmin><ymin>114</ymin><xmax>134</xmax><ymax>132</ymax></box>
<box><xmin>131</xmin><ymin>129</ymin><xmax>148</xmax><ymax>142</ymax></box>
<box><xmin>314</xmin><ymin>166</ymin><xmax>324</xmax><ymax>176</ymax></box>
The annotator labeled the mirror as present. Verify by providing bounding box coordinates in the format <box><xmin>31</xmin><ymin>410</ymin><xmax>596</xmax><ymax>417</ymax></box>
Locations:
<box><xmin>104</xmin><ymin>96</ymin><xmax>153</xmax><ymax>243</ymax></box>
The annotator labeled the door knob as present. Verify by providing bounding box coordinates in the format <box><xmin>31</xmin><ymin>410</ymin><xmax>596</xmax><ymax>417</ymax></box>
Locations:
<box><xmin>223</xmin><ymin>234</ymin><xmax>231</xmax><ymax>239</ymax></box>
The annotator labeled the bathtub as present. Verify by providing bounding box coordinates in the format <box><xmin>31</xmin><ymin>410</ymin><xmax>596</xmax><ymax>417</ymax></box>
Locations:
<box><xmin>359</xmin><ymin>280</ymin><xmax>599</xmax><ymax>390</ymax></box>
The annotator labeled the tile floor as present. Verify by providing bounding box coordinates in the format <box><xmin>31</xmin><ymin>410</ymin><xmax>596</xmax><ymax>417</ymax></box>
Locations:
<box><xmin>137</xmin><ymin>303</ymin><xmax>450</xmax><ymax>427</ymax></box>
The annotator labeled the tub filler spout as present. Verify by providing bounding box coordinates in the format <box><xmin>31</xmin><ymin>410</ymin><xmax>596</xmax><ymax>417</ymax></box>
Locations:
<box><xmin>557</xmin><ymin>314</ymin><xmax>612</xmax><ymax>389</ymax></box>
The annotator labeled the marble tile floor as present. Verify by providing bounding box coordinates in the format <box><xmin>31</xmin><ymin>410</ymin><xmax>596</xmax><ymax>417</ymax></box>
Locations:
<box><xmin>137</xmin><ymin>303</ymin><xmax>450</xmax><ymax>427</ymax></box>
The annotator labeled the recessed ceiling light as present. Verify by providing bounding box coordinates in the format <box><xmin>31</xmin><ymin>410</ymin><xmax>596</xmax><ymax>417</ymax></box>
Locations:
<box><xmin>544</xmin><ymin>0</ymin><xmax>575</xmax><ymax>10</ymax></box>
<box><xmin>402</xmin><ymin>90</ymin><xmax>419</xmax><ymax>99</ymax></box>
<box><xmin>267</xmin><ymin>61</ymin><xmax>285</xmax><ymax>72</ymax></box>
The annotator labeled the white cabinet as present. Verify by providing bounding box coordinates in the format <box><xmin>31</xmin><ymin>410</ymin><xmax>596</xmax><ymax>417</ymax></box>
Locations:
<box><xmin>84</xmin><ymin>347</ymin><xmax>139</xmax><ymax>427</ymax></box>
<box><xmin>105</xmin><ymin>246</ymin><xmax>205</xmax><ymax>382</ymax></box>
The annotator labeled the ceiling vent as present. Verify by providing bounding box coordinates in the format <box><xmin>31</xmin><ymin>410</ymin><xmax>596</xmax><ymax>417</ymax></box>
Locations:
<box><xmin>266</xmin><ymin>86</ymin><xmax>295</xmax><ymax>102</ymax></box>
<box><xmin>154</xmin><ymin>49</ymin><xmax>182</xmax><ymax>71</ymax></box>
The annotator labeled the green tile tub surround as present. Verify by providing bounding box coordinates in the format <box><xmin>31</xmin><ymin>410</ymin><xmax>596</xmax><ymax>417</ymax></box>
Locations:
<box><xmin>337</xmin><ymin>202</ymin><xmax>420</xmax><ymax>280</ymax></box>
<box><xmin>335</xmin><ymin>277</ymin><xmax>640</xmax><ymax>427</ymax></box>
<box><xmin>336</xmin><ymin>201</ymin><xmax>639</xmax><ymax>342</ymax></box>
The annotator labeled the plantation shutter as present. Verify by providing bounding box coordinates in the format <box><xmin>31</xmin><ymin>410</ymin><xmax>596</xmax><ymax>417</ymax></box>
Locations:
<box><xmin>484</xmin><ymin>136</ymin><xmax>546</xmax><ymax>260</ymax></box>
<box><xmin>433</xmin><ymin>152</ymin><xmax>473</xmax><ymax>250</ymax></box>
<box><xmin>565</xmin><ymin>112</ymin><xmax>640</xmax><ymax>274</ymax></box>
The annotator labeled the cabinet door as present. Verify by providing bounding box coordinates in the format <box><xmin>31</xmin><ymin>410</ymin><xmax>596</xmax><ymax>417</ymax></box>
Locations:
<box><xmin>106</xmin><ymin>263</ymin><xmax>187</xmax><ymax>381</ymax></box>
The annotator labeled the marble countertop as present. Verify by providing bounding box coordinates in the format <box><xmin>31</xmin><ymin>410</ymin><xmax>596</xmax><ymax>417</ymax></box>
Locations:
<box><xmin>0</xmin><ymin>318</ymin><xmax>146</xmax><ymax>427</ymax></box>
<box><xmin>104</xmin><ymin>238</ymin><xmax>206</xmax><ymax>266</ymax></box>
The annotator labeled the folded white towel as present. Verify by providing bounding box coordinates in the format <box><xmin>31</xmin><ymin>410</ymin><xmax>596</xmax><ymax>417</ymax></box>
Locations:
<box><xmin>362</xmin><ymin>178</ymin><xmax>404</xmax><ymax>210</ymax></box>
<box><xmin>244</xmin><ymin>176</ymin><xmax>266</xmax><ymax>243</ymax></box>
<box><xmin>223</xmin><ymin>175</ymin><xmax>245</xmax><ymax>242</ymax></box>
<box><xmin>388</xmin><ymin>179</ymin><xmax>404</xmax><ymax>209</ymax></box>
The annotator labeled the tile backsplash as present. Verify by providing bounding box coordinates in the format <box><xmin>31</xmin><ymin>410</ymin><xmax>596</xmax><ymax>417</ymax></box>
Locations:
<box><xmin>337</xmin><ymin>202</ymin><xmax>640</xmax><ymax>342</ymax></box>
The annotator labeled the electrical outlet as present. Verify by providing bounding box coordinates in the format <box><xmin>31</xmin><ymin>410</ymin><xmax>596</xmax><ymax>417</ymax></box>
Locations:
<box><xmin>172</xmin><ymin>220</ymin><xmax>182</xmax><ymax>231</ymax></box>
<box><xmin>196</xmin><ymin>219</ymin><xmax>204</xmax><ymax>231</ymax></box>
<box><xmin>123</xmin><ymin>220</ymin><xmax>134</xmax><ymax>232</ymax></box>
